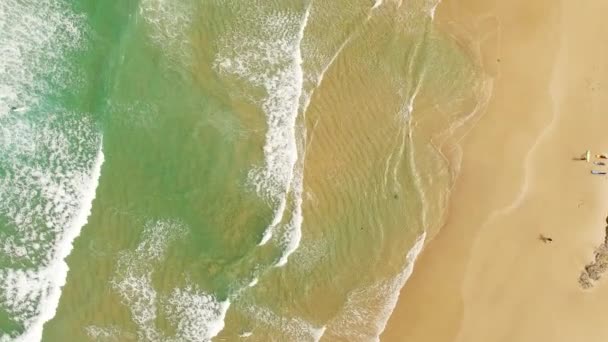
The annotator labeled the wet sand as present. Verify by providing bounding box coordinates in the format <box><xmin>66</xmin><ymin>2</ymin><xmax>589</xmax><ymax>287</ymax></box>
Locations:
<box><xmin>382</xmin><ymin>0</ymin><xmax>608</xmax><ymax>341</ymax></box>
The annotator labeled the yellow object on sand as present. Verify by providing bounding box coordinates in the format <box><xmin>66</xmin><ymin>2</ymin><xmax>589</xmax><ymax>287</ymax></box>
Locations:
<box><xmin>586</xmin><ymin>150</ymin><xmax>591</xmax><ymax>162</ymax></box>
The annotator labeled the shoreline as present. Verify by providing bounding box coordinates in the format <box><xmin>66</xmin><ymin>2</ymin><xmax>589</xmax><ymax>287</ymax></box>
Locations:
<box><xmin>382</xmin><ymin>0</ymin><xmax>608</xmax><ymax>341</ymax></box>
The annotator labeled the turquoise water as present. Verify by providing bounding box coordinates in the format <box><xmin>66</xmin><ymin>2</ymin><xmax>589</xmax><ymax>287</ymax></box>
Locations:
<box><xmin>0</xmin><ymin>0</ymin><xmax>485</xmax><ymax>341</ymax></box>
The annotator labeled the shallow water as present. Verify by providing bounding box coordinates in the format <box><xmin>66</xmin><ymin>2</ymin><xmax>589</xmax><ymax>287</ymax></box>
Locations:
<box><xmin>0</xmin><ymin>0</ymin><xmax>485</xmax><ymax>341</ymax></box>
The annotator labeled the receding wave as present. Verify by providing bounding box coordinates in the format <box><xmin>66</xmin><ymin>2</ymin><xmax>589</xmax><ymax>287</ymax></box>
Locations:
<box><xmin>242</xmin><ymin>304</ymin><xmax>326</xmax><ymax>341</ymax></box>
<box><xmin>0</xmin><ymin>1</ymin><xmax>105</xmax><ymax>340</ymax></box>
<box><xmin>322</xmin><ymin>233</ymin><xmax>426</xmax><ymax>341</ymax></box>
<box><xmin>214</xmin><ymin>3</ymin><xmax>311</xmax><ymax>266</ymax></box>
<box><xmin>0</xmin><ymin>127</ymin><xmax>103</xmax><ymax>341</ymax></box>
<box><xmin>0</xmin><ymin>0</ymin><xmax>489</xmax><ymax>340</ymax></box>
<box><xmin>111</xmin><ymin>220</ymin><xmax>229</xmax><ymax>342</ymax></box>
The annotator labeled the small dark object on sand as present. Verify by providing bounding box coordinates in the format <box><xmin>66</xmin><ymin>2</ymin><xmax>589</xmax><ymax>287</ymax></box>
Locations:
<box><xmin>595</xmin><ymin>161</ymin><xmax>606</xmax><ymax>166</ymax></box>
<box><xmin>539</xmin><ymin>234</ymin><xmax>553</xmax><ymax>243</ymax></box>
<box><xmin>576</xmin><ymin>150</ymin><xmax>591</xmax><ymax>161</ymax></box>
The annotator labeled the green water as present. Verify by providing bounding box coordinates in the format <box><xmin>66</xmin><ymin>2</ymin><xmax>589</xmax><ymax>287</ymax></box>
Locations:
<box><xmin>0</xmin><ymin>0</ymin><xmax>486</xmax><ymax>341</ymax></box>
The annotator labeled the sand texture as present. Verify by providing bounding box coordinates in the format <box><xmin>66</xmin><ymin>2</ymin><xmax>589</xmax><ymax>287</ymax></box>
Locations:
<box><xmin>382</xmin><ymin>0</ymin><xmax>608</xmax><ymax>341</ymax></box>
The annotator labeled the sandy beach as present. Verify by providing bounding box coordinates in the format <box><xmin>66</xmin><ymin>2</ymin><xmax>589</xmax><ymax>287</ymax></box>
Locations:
<box><xmin>382</xmin><ymin>0</ymin><xmax>608</xmax><ymax>341</ymax></box>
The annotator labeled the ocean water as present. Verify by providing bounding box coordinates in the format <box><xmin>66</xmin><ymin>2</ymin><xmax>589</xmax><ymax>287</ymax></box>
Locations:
<box><xmin>0</xmin><ymin>0</ymin><xmax>486</xmax><ymax>341</ymax></box>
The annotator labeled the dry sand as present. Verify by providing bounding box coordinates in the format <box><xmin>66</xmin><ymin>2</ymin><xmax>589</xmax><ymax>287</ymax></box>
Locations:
<box><xmin>381</xmin><ymin>0</ymin><xmax>608</xmax><ymax>341</ymax></box>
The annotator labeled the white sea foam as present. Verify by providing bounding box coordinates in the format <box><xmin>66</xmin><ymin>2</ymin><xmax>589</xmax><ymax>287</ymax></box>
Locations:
<box><xmin>0</xmin><ymin>142</ymin><xmax>104</xmax><ymax>342</ymax></box>
<box><xmin>215</xmin><ymin>5</ymin><xmax>311</xmax><ymax>265</ymax></box>
<box><xmin>323</xmin><ymin>233</ymin><xmax>426</xmax><ymax>341</ymax></box>
<box><xmin>372</xmin><ymin>0</ymin><xmax>384</xmax><ymax>10</ymax></box>
<box><xmin>288</xmin><ymin>237</ymin><xmax>327</xmax><ymax>274</ymax></box>
<box><xmin>258</xmin><ymin>199</ymin><xmax>286</xmax><ymax>246</ymax></box>
<box><xmin>0</xmin><ymin>17</ymin><xmax>91</xmax><ymax>342</ymax></box>
<box><xmin>311</xmin><ymin>325</ymin><xmax>327</xmax><ymax>342</ymax></box>
<box><xmin>138</xmin><ymin>0</ymin><xmax>194</xmax><ymax>65</ymax></box>
<box><xmin>112</xmin><ymin>220</ymin><xmax>185</xmax><ymax>341</ymax></box>
<box><xmin>245</xmin><ymin>305</ymin><xmax>324</xmax><ymax>342</ymax></box>
<box><xmin>273</xmin><ymin>0</ymin><xmax>361</xmax><ymax>265</ymax></box>
<box><xmin>429</xmin><ymin>4</ymin><xmax>438</xmax><ymax>20</ymax></box>
<box><xmin>112</xmin><ymin>220</ymin><xmax>229</xmax><ymax>342</ymax></box>
<box><xmin>276</xmin><ymin>167</ymin><xmax>304</xmax><ymax>267</ymax></box>
<box><xmin>84</xmin><ymin>325</ymin><xmax>123</xmax><ymax>342</ymax></box>
<box><xmin>374</xmin><ymin>232</ymin><xmax>426</xmax><ymax>339</ymax></box>
<box><xmin>215</xmin><ymin>11</ymin><xmax>305</xmax><ymax>199</ymax></box>
<box><xmin>428</xmin><ymin>0</ymin><xmax>441</xmax><ymax>20</ymax></box>
<box><xmin>112</xmin><ymin>267</ymin><xmax>160</xmax><ymax>341</ymax></box>
<box><xmin>0</xmin><ymin>0</ymin><xmax>84</xmax><ymax>118</ymax></box>
<box><xmin>164</xmin><ymin>285</ymin><xmax>230</xmax><ymax>342</ymax></box>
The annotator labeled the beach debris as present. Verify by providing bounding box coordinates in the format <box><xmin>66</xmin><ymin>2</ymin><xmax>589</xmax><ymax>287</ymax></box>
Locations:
<box><xmin>596</xmin><ymin>153</ymin><xmax>608</xmax><ymax>159</ymax></box>
<box><xmin>591</xmin><ymin>170</ymin><xmax>607</xmax><ymax>175</ymax></box>
<box><xmin>539</xmin><ymin>234</ymin><xmax>553</xmax><ymax>243</ymax></box>
<box><xmin>594</xmin><ymin>161</ymin><xmax>606</xmax><ymax>166</ymax></box>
